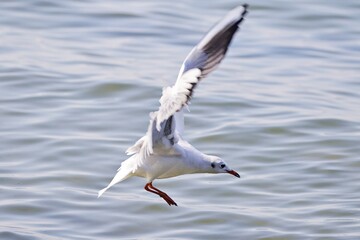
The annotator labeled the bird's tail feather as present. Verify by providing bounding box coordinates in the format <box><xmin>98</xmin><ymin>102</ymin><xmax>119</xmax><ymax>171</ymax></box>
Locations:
<box><xmin>98</xmin><ymin>186</ymin><xmax>110</xmax><ymax>198</ymax></box>
<box><xmin>98</xmin><ymin>168</ymin><xmax>132</xmax><ymax>198</ymax></box>
<box><xmin>98</xmin><ymin>157</ymin><xmax>136</xmax><ymax>198</ymax></box>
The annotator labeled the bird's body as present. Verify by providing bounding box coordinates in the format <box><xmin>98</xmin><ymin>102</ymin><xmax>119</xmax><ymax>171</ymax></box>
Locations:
<box><xmin>127</xmin><ymin>137</ymin><xmax>215</xmax><ymax>180</ymax></box>
<box><xmin>98</xmin><ymin>4</ymin><xmax>248</xmax><ymax>206</ymax></box>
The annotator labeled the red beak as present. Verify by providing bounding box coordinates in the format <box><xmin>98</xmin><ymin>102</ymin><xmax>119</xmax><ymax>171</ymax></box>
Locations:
<box><xmin>227</xmin><ymin>170</ymin><xmax>240</xmax><ymax>178</ymax></box>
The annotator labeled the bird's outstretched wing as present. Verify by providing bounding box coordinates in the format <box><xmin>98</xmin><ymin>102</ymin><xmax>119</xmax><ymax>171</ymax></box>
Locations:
<box><xmin>155</xmin><ymin>4</ymin><xmax>248</xmax><ymax>130</ymax></box>
<box><xmin>127</xmin><ymin>5</ymin><xmax>249</xmax><ymax>164</ymax></box>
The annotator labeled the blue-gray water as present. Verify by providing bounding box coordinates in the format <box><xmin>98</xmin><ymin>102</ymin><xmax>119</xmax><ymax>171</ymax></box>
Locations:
<box><xmin>1</xmin><ymin>0</ymin><xmax>360</xmax><ymax>239</ymax></box>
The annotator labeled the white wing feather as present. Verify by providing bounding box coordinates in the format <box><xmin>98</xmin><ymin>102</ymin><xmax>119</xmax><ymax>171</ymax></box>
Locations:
<box><xmin>155</xmin><ymin>4</ymin><xmax>248</xmax><ymax>130</ymax></box>
<box><xmin>126</xmin><ymin>5</ymin><xmax>248</xmax><ymax>162</ymax></box>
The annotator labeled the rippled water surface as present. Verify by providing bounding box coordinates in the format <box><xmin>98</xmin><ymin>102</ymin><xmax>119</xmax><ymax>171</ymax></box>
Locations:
<box><xmin>1</xmin><ymin>0</ymin><xmax>360</xmax><ymax>239</ymax></box>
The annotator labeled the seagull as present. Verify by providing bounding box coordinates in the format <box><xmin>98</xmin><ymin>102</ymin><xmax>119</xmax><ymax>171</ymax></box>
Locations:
<box><xmin>98</xmin><ymin>4</ymin><xmax>248</xmax><ymax>206</ymax></box>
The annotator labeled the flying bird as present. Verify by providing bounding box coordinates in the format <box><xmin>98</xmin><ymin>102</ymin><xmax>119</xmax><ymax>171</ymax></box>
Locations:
<box><xmin>98</xmin><ymin>4</ymin><xmax>248</xmax><ymax>206</ymax></box>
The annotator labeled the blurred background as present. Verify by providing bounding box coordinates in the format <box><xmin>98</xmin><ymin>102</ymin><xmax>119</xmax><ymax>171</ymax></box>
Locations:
<box><xmin>0</xmin><ymin>0</ymin><xmax>359</xmax><ymax>239</ymax></box>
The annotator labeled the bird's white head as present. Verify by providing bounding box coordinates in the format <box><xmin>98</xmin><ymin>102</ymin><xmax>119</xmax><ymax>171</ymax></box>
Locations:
<box><xmin>207</xmin><ymin>156</ymin><xmax>240</xmax><ymax>178</ymax></box>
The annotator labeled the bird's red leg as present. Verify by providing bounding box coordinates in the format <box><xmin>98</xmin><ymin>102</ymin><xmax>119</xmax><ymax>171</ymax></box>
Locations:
<box><xmin>144</xmin><ymin>182</ymin><xmax>178</xmax><ymax>206</ymax></box>
<box><xmin>148</xmin><ymin>182</ymin><xmax>178</xmax><ymax>206</ymax></box>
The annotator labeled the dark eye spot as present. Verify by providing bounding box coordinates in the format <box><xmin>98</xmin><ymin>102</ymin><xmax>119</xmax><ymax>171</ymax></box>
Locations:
<box><xmin>211</xmin><ymin>163</ymin><xmax>215</xmax><ymax>168</ymax></box>
<box><xmin>220</xmin><ymin>164</ymin><xmax>225</xmax><ymax>169</ymax></box>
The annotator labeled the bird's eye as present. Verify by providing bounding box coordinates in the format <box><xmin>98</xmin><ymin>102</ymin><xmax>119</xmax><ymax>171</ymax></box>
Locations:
<box><xmin>220</xmin><ymin>164</ymin><xmax>225</xmax><ymax>169</ymax></box>
<box><xmin>211</xmin><ymin>163</ymin><xmax>215</xmax><ymax>168</ymax></box>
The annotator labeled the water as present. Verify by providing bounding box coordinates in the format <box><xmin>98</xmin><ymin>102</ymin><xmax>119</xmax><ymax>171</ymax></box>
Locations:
<box><xmin>1</xmin><ymin>0</ymin><xmax>360</xmax><ymax>239</ymax></box>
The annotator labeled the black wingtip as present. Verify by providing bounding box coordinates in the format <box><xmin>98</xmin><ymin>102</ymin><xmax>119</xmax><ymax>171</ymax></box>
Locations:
<box><xmin>242</xmin><ymin>4</ymin><xmax>249</xmax><ymax>17</ymax></box>
<box><xmin>237</xmin><ymin>4</ymin><xmax>249</xmax><ymax>25</ymax></box>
